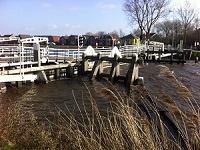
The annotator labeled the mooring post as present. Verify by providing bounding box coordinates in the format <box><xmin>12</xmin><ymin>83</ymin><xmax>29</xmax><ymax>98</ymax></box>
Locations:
<box><xmin>90</xmin><ymin>53</ymin><xmax>102</xmax><ymax>80</ymax></box>
<box><xmin>126</xmin><ymin>54</ymin><xmax>138</xmax><ymax>87</ymax></box>
<box><xmin>170</xmin><ymin>50</ymin><xmax>173</xmax><ymax>64</ymax></box>
<box><xmin>146</xmin><ymin>49</ymin><xmax>149</xmax><ymax>62</ymax></box>
<box><xmin>109</xmin><ymin>54</ymin><xmax>119</xmax><ymax>82</ymax></box>
<box><xmin>0</xmin><ymin>82</ymin><xmax>6</xmax><ymax>93</ymax></box>
<box><xmin>182</xmin><ymin>51</ymin><xmax>186</xmax><ymax>64</ymax></box>
<box><xmin>66</xmin><ymin>65</ymin><xmax>74</xmax><ymax>78</ymax></box>
<box><xmin>82</xmin><ymin>53</ymin><xmax>88</xmax><ymax>72</ymax></box>
<box><xmin>54</xmin><ymin>69</ymin><xmax>60</xmax><ymax>79</ymax></box>
<box><xmin>16</xmin><ymin>81</ymin><xmax>23</xmax><ymax>87</ymax></box>
<box><xmin>195</xmin><ymin>57</ymin><xmax>199</xmax><ymax>63</ymax></box>
<box><xmin>158</xmin><ymin>49</ymin><xmax>161</xmax><ymax>63</ymax></box>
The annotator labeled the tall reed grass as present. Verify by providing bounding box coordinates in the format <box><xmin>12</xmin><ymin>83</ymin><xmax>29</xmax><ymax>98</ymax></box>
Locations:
<box><xmin>0</xmin><ymin>81</ymin><xmax>199</xmax><ymax>149</ymax></box>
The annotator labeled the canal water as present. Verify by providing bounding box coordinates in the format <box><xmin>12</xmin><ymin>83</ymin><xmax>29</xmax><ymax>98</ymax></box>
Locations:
<box><xmin>0</xmin><ymin>61</ymin><xmax>199</xmax><ymax>122</ymax></box>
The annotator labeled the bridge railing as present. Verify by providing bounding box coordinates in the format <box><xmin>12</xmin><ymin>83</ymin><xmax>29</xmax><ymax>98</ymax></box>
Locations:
<box><xmin>94</xmin><ymin>47</ymin><xmax>112</xmax><ymax>56</ymax></box>
<box><xmin>0</xmin><ymin>44</ymin><xmax>152</xmax><ymax>64</ymax></box>
<box><xmin>119</xmin><ymin>44</ymin><xmax>145</xmax><ymax>56</ymax></box>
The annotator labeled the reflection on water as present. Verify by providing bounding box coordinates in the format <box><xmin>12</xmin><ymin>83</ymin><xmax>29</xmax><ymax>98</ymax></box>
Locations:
<box><xmin>0</xmin><ymin>61</ymin><xmax>199</xmax><ymax>122</ymax></box>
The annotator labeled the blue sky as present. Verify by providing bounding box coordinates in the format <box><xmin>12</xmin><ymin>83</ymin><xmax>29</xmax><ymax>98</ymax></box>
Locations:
<box><xmin>0</xmin><ymin>0</ymin><xmax>132</xmax><ymax>36</ymax></box>
<box><xmin>0</xmin><ymin>0</ymin><xmax>200</xmax><ymax>36</ymax></box>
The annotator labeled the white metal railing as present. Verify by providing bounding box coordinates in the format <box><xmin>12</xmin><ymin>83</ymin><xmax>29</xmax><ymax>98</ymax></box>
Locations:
<box><xmin>94</xmin><ymin>47</ymin><xmax>112</xmax><ymax>56</ymax></box>
<box><xmin>0</xmin><ymin>43</ymin><xmax>163</xmax><ymax>65</ymax></box>
<box><xmin>0</xmin><ymin>37</ymin><xmax>19</xmax><ymax>42</ymax></box>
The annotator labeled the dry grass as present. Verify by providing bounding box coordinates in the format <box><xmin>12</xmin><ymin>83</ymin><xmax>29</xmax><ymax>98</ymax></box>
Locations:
<box><xmin>0</xmin><ymin>82</ymin><xmax>199</xmax><ymax>150</ymax></box>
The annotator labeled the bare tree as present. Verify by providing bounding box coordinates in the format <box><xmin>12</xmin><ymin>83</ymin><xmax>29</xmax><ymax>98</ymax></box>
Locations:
<box><xmin>86</xmin><ymin>32</ymin><xmax>94</xmax><ymax>36</ymax></box>
<box><xmin>194</xmin><ymin>17</ymin><xmax>200</xmax><ymax>30</ymax></box>
<box><xmin>155</xmin><ymin>20</ymin><xmax>173</xmax><ymax>38</ymax></box>
<box><xmin>177</xmin><ymin>0</ymin><xmax>198</xmax><ymax>47</ymax></box>
<box><xmin>123</xmin><ymin>0</ymin><xmax>171</xmax><ymax>38</ymax></box>
<box><xmin>96</xmin><ymin>31</ymin><xmax>107</xmax><ymax>36</ymax></box>
<box><xmin>109</xmin><ymin>30</ymin><xmax>120</xmax><ymax>39</ymax></box>
<box><xmin>132</xmin><ymin>28</ymin><xmax>141</xmax><ymax>37</ymax></box>
<box><xmin>119</xmin><ymin>28</ymin><xmax>125</xmax><ymax>38</ymax></box>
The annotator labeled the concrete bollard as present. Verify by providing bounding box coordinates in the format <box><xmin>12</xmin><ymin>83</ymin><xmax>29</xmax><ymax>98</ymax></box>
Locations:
<box><xmin>195</xmin><ymin>57</ymin><xmax>198</xmax><ymax>63</ymax></box>
<box><xmin>0</xmin><ymin>82</ymin><xmax>7</xmax><ymax>93</ymax></box>
<box><xmin>136</xmin><ymin>77</ymin><xmax>144</xmax><ymax>86</ymax></box>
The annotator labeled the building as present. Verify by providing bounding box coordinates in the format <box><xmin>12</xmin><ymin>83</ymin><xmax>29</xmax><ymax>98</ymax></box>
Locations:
<box><xmin>48</xmin><ymin>36</ymin><xmax>60</xmax><ymax>45</ymax></box>
<box><xmin>60</xmin><ymin>36</ymin><xmax>69</xmax><ymax>45</ymax></box>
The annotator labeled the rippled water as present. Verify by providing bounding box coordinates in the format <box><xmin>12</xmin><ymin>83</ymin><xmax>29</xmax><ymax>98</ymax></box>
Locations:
<box><xmin>0</xmin><ymin>61</ymin><xmax>199</xmax><ymax>121</ymax></box>
<box><xmin>139</xmin><ymin>61</ymin><xmax>200</xmax><ymax>112</ymax></box>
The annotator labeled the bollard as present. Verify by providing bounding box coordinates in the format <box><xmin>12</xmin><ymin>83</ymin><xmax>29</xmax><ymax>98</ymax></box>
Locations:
<box><xmin>195</xmin><ymin>57</ymin><xmax>198</xmax><ymax>63</ymax></box>
<box><xmin>136</xmin><ymin>77</ymin><xmax>144</xmax><ymax>86</ymax></box>
<box><xmin>0</xmin><ymin>82</ymin><xmax>7</xmax><ymax>93</ymax></box>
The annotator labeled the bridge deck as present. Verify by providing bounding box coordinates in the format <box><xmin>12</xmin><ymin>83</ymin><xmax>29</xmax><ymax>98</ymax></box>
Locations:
<box><xmin>0</xmin><ymin>62</ymin><xmax>76</xmax><ymax>75</ymax></box>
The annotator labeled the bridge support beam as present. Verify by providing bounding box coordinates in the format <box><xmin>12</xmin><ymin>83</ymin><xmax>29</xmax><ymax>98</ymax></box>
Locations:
<box><xmin>90</xmin><ymin>53</ymin><xmax>102</xmax><ymax>80</ymax></box>
<box><xmin>109</xmin><ymin>54</ymin><xmax>120</xmax><ymax>82</ymax></box>
<box><xmin>126</xmin><ymin>55</ymin><xmax>138</xmax><ymax>87</ymax></box>
<box><xmin>54</xmin><ymin>69</ymin><xmax>60</xmax><ymax>79</ymax></box>
<box><xmin>66</xmin><ymin>66</ymin><xmax>74</xmax><ymax>78</ymax></box>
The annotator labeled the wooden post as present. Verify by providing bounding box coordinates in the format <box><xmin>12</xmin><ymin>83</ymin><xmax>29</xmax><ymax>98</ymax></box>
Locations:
<box><xmin>109</xmin><ymin>54</ymin><xmax>119</xmax><ymax>82</ymax></box>
<box><xmin>0</xmin><ymin>82</ymin><xmax>6</xmax><ymax>93</ymax></box>
<box><xmin>158</xmin><ymin>49</ymin><xmax>161</xmax><ymax>63</ymax></box>
<box><xmin>33</xmin><ymin>43</ymin><xmax>41</xmax><ymax>67</ymax></box>
<box><xmin>180</xmin><ymin>40</ymin><xmax>183</xmax><ymax>51</ymax></box>
<box><xmin>16</xmin><ymin>81</ymin><xmax>23</xmax><ymax>87</ymax></box>
<box><xmin>126</xmin><ymin>55</ymin><xmax>138</xmax><ymax>87</ymax></box>
<box><xmin>54</xmin><ymin>69</ymin><xmax>60</xmax><ymax>79</ymax></box>
<box><xmin>67</xmin><ymin>66</ymin><xmax>74</xmax><ymax>78</ymax></box>
<box><xmin>37</xmin><ymin>71</ymin><xmax>48</xmax><ymax>83</ymax></box>
<box><xmin>82</xmin><ymin>53</ymin><xmax>88</xmax><ymax>72</ymax></box>
<box><xmin>195</xmin><ymin>57</ymin><xmax>199</xmax><ymax>63</ymax></box>
<box><xmin>170</xmin><ymin>50</ymin><xmax>173</xmax><ymax>64</ymax></box>
<box><xmin>146</xmin><ymin>49</ymin><xmax>149</xmax><ymax>62</ymax></box>
<box><xmin>182</xmin><ymin>52</ymin><xmax>186</xmax><ymax>64</ymax></box>
<box><xmin>90</xmin><ymin>53</ymin><xmax>102</xmax><ymax>80</ymax></box>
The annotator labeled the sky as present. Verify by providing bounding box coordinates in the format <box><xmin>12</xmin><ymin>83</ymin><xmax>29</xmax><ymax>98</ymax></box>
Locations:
<box><xmin>0</xmin><ymin>0</ymin><xmax>200</xmax><ymax>36</ymax></box>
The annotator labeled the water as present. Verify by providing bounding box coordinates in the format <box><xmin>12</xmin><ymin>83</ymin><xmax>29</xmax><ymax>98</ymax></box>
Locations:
<box><xmin>0</xmin><ymin>77</ymin><xmax>127</xmax><ymax>122</ymax></box>
<box><xmin>0</xmin><ymin>61</ymin><xmax>199</xmax><ymax>122</ymax></box>
<box><xmin>139</xmin><ymin>61</ymin><xmax>200</xmax><ymax>112</ymax></box>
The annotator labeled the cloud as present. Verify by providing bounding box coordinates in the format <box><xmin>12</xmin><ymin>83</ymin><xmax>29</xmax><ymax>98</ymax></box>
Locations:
<box><xmin>65</xmin><ymin>24</ymin><xmax>70</xmax><ymax>27</ymax></box>
<box><xmin>49</xmin><ymin>24</ymin><xmax>58</xmax><ymax>29</ymax></box>
<box><xmin>97</xmin><ymin>2</ymin><xmax>117</xmax><ymax>10</ymax></box>
<box><xmin>42</xmin><ymin>2</ymin><xmax>52</xmax><ymax>8</ymax></box>
<box><xmin>25</xmin><ymin>27</ymin><xmax>35</xmax><ymax>31</ymax></box>
<box><xmin>65</xmin><ymin>23</ymin><xmax>80</xmax><ymax>29</ymax></box>
<box><xmin>101</xmin><ymin>4</ymin><xmax>117</xmax><ymax>9</ymax></box>
<box><xmin>69</xmin><ymin>6</ymin><xmax>81</xmax><ymax>11</ymax></box>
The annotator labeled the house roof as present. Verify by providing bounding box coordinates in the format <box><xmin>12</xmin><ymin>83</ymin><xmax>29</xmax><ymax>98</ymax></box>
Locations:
<box><xmin>120</xmin><ymin>34</ymin><xmax>135</xmax><ymax>40</ymax></box>
<box><xmin>60</xmin><ymin>36</ymin><xmax>68</xmax><ymax>39</ymax></box>
<box><xmin>50</xmin><ymin>36</ymin><xmax>60</xmax><ymax>42</ymax></box>
<box><xmin>19</xmin><ymin>34</ymin><xmax>32</xmax><ymax>39</ymax></box>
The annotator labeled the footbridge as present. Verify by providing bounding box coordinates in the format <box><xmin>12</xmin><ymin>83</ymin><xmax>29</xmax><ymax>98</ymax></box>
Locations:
<box><xmin>0</xmin><ymin>37</ymin><xmax>187</xmax><ymax>86</ymax></box>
